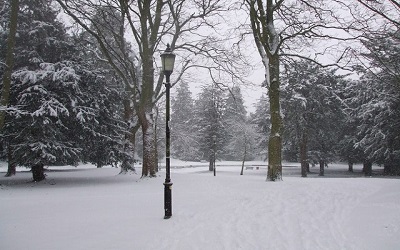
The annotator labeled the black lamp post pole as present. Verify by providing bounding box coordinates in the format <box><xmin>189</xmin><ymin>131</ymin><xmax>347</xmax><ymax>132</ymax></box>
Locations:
<box><xmin>164</xmin><ymin>72</ymin><xmax>173</xmax><ymax>219</ymax></box>
<box><xmin>161</xmin><ymin>44</ymin><xmax>175</xmax><ymax>220</ymax></box>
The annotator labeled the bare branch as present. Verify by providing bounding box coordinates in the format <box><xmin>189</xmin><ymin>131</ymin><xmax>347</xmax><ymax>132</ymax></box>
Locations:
<box><xmin>356</xmin><ymin>0</ymin><xmax>400</xmax><ymax>27</ymax></box>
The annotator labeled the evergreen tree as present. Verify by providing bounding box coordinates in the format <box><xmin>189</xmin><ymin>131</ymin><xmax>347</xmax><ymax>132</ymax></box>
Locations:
<box><xmin>171</xmin><ymin>81</ymin><xmax>199</xmax><ymax>161</ymax></box>
<box><xmin>250</xmin><ymin>94</ymin><xmax>270</xmax><ymax>161</ymax></box>
<box><xmin>281</xmin><ymin>60</ymin><xmax>346</xmax><ymax>176</ymax></box>
<box><xmin>0</xmin><ymin>0</ymin><xmax>126</xmax><ymax>180</ymax></box>
<box><xmin>336</xmin><ymin>80</ymin><xmax>364</xmax><ymax>172</ymax></box>
<box><xmin>224</xmin><ymin>86</ymin><xmax>247</xmax><ymax>122</ymax></box>
<box><xmin>73</xmin><ymin>6</ymin><xmax>133</xmax><ymax>172</ymax></box>
<box><xmin>0</xmin><ymin>0</ymin><xmax>20</xmax><ymax>176</ymax></box>
<box><xmin>0</xmin><ymin>0</ymin><xmax>74</xmax><ymax>180</ymax></box>
<box><xmin>0</xmin><ymin>0</ymin><xmax>19</xmax><ymax>131</ymax></box>
<box><xmin>223</xmin><ymin>86</ymin><xmax>249</xmax><ymax>160</ymax></box>
<box><xmin>73</xmin><ymin>68</ymin><xmax>125</xmax><ymax>169</ymax></box>
<box><xmin>194</xmin><ymin>85</ymin><xmax>226</xmax><ymax>168</ymax></box>
<box><xmin>347</xmin><ymin>31</ymin><xmax>400</xmax><ymax>175</ymax></box>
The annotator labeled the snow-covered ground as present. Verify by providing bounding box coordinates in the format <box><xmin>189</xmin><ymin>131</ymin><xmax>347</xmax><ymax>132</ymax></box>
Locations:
<box><xmin>1</xmin><ymin>160</ymin><xmax>400</xmax><ymax>250</ymax></box>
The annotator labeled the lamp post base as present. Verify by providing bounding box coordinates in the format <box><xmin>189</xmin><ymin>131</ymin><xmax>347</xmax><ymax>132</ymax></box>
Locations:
<box><xmin>163</xmin><ymin>181</ymin><xmax>173</xmax><ymax>219</ymax></box>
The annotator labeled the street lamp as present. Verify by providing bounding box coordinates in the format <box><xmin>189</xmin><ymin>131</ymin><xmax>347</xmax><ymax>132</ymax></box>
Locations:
<box><xmin>161</xmin><ymin>44</ymin><xmax>176</xmax><ymax>219</ymax></box>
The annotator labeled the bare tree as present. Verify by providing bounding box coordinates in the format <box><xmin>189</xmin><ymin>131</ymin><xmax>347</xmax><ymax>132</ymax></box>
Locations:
<box><xmin>245</xmin><ymin>0</ymin><xmax>362</xmax><ymax>181</ymax></box>
<box><xmin>356</xmin><ymin>0</ymin><xmax>400</xmax><ymax>28</ymax></box>
<box><xmin>352</xmin><ymin>0</ymin><xmax>399</xmax><ymax>86</ymax></box>
<box><xmin>56</xmin><ymin>0</ymin><xmax>246</xmax><ymax>177</ymax></box>
<box><xmin>56</xmin><ymin>0</ymin><xmax>172</xmax><ymax>177</ymax></box>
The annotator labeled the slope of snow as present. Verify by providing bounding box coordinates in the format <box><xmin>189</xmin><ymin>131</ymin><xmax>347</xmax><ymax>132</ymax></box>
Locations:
<box><xmin>0</xmin><ymin>161</ymin><xmax>399</xmax><ymax>250</ymax></box>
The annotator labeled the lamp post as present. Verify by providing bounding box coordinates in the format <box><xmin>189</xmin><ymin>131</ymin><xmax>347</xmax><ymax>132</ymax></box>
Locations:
<box><xmin>161</xmin><ymin>44</ymin><xmax>176</xmax><ymax>219</ymax></box>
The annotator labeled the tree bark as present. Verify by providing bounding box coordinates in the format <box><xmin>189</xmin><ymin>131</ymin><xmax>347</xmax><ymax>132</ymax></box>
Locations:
<box><xmin>5</xmin><ymin>162</ymin><xmax>16</xmax><ymax>177</ymax></box>
<box><xmin>32</xmin><ymin>163</ymin><xmax>46</xmax><ymax>182</ymax></box>
<box><xmin>136</xmin><ymin>1</ymin><xmax>160</xmax><ymax>178</ymax></box>
<box><xmin>240</xmin><ymin>142</ymin><xmax>247</xmax><ymax>175</ymax></box>
<box><xmin>383</xmin><ymin>164</ymin><xmax>391</xmax><ymax>175</ymax></box>
<box><xmin>248</xmin><ymin>0</ymin><xmax>283</xmax><ymax>181</ymax></box>
<box><xmin>319</xmin><ymin>160</ymin><xmax>325</xmax><ymax>176</ymax></box>
<box><xmin>348</xmin><ymin>160</ymin><xmax>353</xmax><ymax>172</ymax></box>
<box><xmin>209</xmin><ymin>138</ymin><xmax>216</xmax><ymax>173</ymax></box>
<box><xmin>384</xmin><ymin>151</ymin><xmax>397</xmax><ymax>175</ymax></box>
<box><xmin>267</xmin><ymin>55</ymin><xmax>283</xmax><ymax>181</ymax></box>
<box><xmin>0</xmin><ymin>0</ymin><xmax>19</xmax><ymax>130</ymax></box>
<box><xmin>5</xmin><ymin>147</ymin><xmax>16</xmax><ymax>177</ymax></box>
<box><xmin>138</xmin><ymin>51</ymin><xmax>157</xmax><ymax>177</ymax></box>
<box><xmin>209</xmin><ymin>154</ymin><xmax>214</xmax><ymax>171</ymax></box>
<box><xmin>364</xmin><ymin>160</ymin><xmax>372</xmax><ymax>176</ymax></box>
<box><xmin>139</xmin><ymin>111</ymin><xmax>157</xmax><ymax>177</ymax></box>
<box><xmin>300</xmin><ymin>131</ymin><xmax>308</xmax><ymax>177</ymax></box>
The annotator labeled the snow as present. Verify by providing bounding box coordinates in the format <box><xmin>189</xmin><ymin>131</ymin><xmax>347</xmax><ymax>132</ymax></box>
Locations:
<box><xmin>262</xmin><ymin>55</ymin><xmax>270</xmax><ymax>87</ymax></box>
<box><xmin>1</xmin><ymin>161</ymin><xmax>400</xmax><ymax>250</ymax></box>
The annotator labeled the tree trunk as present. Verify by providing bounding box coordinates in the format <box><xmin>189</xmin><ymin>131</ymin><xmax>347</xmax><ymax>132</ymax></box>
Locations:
<box><xmin>240</xmin><ymin>143</ymin><xmax>247</xmax><ymax>176</ymax></box>
<box><xmin>267</xmin><ymin>55</ymin><xmax>283</xmax><ymax>181</ymax></box>
<box><xmin>154</xmin><ymin>126</ymin><xmax>159</xmax><ymax>173</ymax></box>
<box><xmin>213</xmin><ymin>136</ymin><xmax>217</xmax><ymax>177</ymax></box>
<box><xmin>209</xmin><ymin>153</ymin><xmax>214</xmax><ymax>172</ymax></box>
<box><xmin>140</xmin><ymin>113</ymin><xmax>157</xmax><ymax>177</ymax></box>
<box><xmin>248</xmin><ymin>1</ymin><xmax>282</xmax><ymax>181</ymax></box>
<box><xmin>384</xmin><ymin>151</ymin><xmax>396</xmax><ymax>175</ymax></box>
<box><xmin>0</xmin><ymin>0</ymin><xmax>19</xmax><ymax>130</ymax></box>
<box><xmin>137</xmin><ymin>50</ymin><xmax>156</xmax><ymax>177</ymax></box>
<box><xmin>319</xmin><ymin>160</ymin><xmax>325</xmax><ymax>176</ymax></box>
<box><xmin>383</xmin><ymin>164</ymin><xmax>391</xmax><ymax>175</ymax></box>
<box><xmin>364</xmin><ymin>160</ymin><xmax>372</xmax><ymax>177</ymax></box>
<box><xmin>5</xmin><ymin>162</ymin><xmax>16</xmax><ymax>177</ymax></box>
<box><xmin>32</xmin><ymin>163</ymin><xmax>45</xmax><ymax>182</ymax></box>
<box><xmin>209</xmin><ymin>136</ymin><xmax>214</xmax><ymax>172</ymax></box>
<box><xmin>348</xmin><ymin>160</ymin><xmax>353</xmax><ymax>172</ymax></box>
<box><xmin>300</xmin><ymin>131</ymin><xmax>308</xmax><ymax>177</ymax></box>
<box><xmin>5</xmin><ymin>147</ymin><xmax>16</xmax><ymax>177</ymax></box>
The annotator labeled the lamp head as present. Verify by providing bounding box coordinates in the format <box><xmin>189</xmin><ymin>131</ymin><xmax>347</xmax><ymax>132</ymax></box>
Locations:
<box><xmin>161</xmin><ymin>44</ymin><xmax>176</xmax><ymax>76</ymax></box>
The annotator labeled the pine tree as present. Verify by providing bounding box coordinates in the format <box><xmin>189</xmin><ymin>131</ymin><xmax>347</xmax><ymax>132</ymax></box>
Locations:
<box><xmin>0</xmin><ymin>0</ymin><xmax>126</xmax><ymax>181</ymax></box>
<box><xmin>336</xmin><ymin>80</ymin><xmax>364</xmax><ymax>172</ymax></box>
<box><xmin>73</xmin><ymin>6</ymin><xmax>133</xmax><ymax>172</ymax></box>
<box><xmin>0</xmin><ymin>0</ymin><xmax>19</xmax><ymax>132</ymax></box>
<box><xmin>223</xmin><ymin>87</ymin><xmax>258</xmax><ymax>173</ymax></box>
<box><xmin>250</xmin><ymin>94</ymin><xmax>270</xmax><ymax>161</ymax></box>
<box><xmin>223</xmin><ymin>86</ymin><xmax>250</xmax><ymax>160</ymax></box>
<box><xmin>170</xmin><ymin>81</ymin><xmax>199</xmax><ymax>161</ymax></box>
<box><xmin>281</xmin><ymin>60</ymin><xmax>346</xmax><ymax>176</ymax></box>
<box><xmin>347</xmin><ymin>31</ymin><xmax>400</xmax><ymax>175</ymax></box>
<box><xmin>224</xmin><ymin>86</ymin><xmax>247</xmax><ymax>122</ymax></box>
<box><xmin>193</xmin><ymin>85</ymin><xmax>226</xmax><ymax>168</ymax></box>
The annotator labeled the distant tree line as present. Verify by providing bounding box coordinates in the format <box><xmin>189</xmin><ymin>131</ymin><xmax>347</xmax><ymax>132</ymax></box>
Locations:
<box><xmin>169</xmin><ymin>82</ymin><xmax>262</xmax><ymax>165</ymax></box>
<box><xmin>170</xmin><ymin>39</ymin><xmax>400</xmax><ymax>177</ymax></box>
